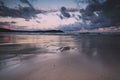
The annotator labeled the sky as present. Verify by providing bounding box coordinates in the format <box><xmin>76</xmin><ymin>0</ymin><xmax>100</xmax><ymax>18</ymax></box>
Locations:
<box><xmin>0</xmin><ymin>0</ymin><xmax>120</xmax><ymax>32</ymax></box>
<box><xmin>1</xmin><ymin>0</ymin><xmax>77</xmax><ymax>9</ymax></box>
<box><xmin>0</xmin><ymin>0</ymin><xmax>81</xmax><ymax>31</ymax></box>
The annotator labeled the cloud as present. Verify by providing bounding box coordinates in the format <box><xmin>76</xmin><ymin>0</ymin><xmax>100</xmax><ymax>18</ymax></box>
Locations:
<box><xmin>0</xmin><ymin>22</ymin><xmax>10</xmax><ymax>25</ymax></box>
<box><xmin>0</xmin><ymin>0</ymin><xmax>120</xmax><ymax>32</ymax></box>
<box><xmin>20</xmin><ymin>0</ymin><xmax>35</xmax><ymax>11</ymax></box>
<box><xmin>60</xmin><ymin>6</ymin><xmax>71</xmax><ymax>18</ymax></box>
<box><xmin>0</xmin><ymin>22</ymin><xmax>11</xmax><ymax>29</ymax></box>
<box><xmin>0</xmin><ymin>21</ymin><xmax>16</xmax><ymax>26</ymax></box>
<box><xmin>76</xmin><ymin>0</ymin><xmax>120</xmax><ymax>28</ymax></box>
<box><xmin>0</xmin><ymin>1</ymin><xmax>41</xmax><ymax>19</ymax></box>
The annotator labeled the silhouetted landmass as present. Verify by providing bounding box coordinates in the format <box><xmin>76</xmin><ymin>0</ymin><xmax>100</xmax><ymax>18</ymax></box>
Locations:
<box><xmin>0</xmin><ymin>28</ymin><xmax>64</xmax><ymax>33</ymax></box>
<box><xmin>37</xmin><ymin>30</ymin><xmax>64</xmax><ymax>33</ymax></box>
<box><xmin>0</xmin><ymin>28</ymin><xmax>13</xmax><ymax>32</ymax></box>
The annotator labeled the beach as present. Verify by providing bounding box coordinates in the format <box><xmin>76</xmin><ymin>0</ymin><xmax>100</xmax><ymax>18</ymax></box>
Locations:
<box><xmin>0</xmin><ymin>33</ymin><xmax>120</xmax><ymax>80</ymax></box>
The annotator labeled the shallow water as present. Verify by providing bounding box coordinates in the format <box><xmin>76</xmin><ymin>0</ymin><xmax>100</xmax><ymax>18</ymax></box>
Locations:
<box><xmin>0</xmin><ymin>33</ymin><xmax>120</xmax><ymax>80</ymax></box>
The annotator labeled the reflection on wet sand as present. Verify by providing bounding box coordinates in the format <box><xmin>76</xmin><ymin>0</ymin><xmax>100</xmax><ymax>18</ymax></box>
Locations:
<box><xmin>0</xmin><ymin>33</ymin><xmax>120</xmax><ymax>80</ymax></box>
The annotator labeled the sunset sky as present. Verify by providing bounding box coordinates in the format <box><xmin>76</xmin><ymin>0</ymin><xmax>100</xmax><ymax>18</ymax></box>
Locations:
<box><xmin>0</xmin><ymin>0</ymin><xmax>77</xmax><ymax>30</ymax></box>
<box><xmin>0</xmin><ymin>0</ymin><xmax>120</xmax><ymax>31</ymax></box>
<box><xmin>0</xmin><ymin>0</ymin><xmax>82</xmax><ymax>31</ymax></box>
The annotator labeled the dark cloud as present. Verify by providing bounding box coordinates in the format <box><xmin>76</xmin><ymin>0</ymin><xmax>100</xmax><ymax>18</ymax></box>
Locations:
<box><xmin>20</xmin><ymin>0</ymin><xmax>35</xmax><ymax>11</ymax></box>
<box><xmin>102</xmin><ymin>0</ymin><xmax>120</xmax><ymax>25</ymax></box>
<box><xmin>60</xmin><ymin>6</ymin><xmax>71</xmax><ymax>18</ymax></box>
<box><xmin>0</xmin><ymin>1</ymin><xmax>41</xmax><ymax>19</ymax></box>
<box><xmin>0</xmin><ymin>22</ymin><xmax>10</xmax><ymax>25</ymax></box>
<box><xmin>0</xmin><ymin>22</ymin><xmax>28</xmax><ymax>30</ymax></box>
<box><xmin>78</xmin><ymin>0</ymin><xmax>120</xmax><ymax>29</ymax></box>
<box><xmin>0</xmin><ymin>22</ymin><xmax>16</xmax><ymax>27</ymax></box>
<box><xmin>0</xmin><ymin>22</ymin><xmax>9</xmax><ymax>25</ymax></box>
<box><xmin>0</xmin><ymin>1</ymin><xmax>4</xmax><ymax>6</ymax></box>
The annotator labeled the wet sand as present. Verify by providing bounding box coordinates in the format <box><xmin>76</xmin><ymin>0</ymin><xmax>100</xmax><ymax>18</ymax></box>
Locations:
<box><xmin>0</xmin><ymin>33</ymin><xmax>120</xmax><ymax>80</ymax></box>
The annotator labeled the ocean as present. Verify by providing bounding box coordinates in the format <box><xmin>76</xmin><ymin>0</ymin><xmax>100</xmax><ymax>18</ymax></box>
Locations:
<box><xmin>0</xmin><ymin>33</ymin><xmax>120</xmax><ymax>80</ymax></box>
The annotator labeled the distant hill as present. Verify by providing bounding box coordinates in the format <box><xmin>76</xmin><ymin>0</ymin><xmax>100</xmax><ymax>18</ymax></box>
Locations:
<box><xmin>0</xmin><ymin>28</ymin><xmax>64</xmax><ymax>33</ymax></box>
<box><xmin>0</xmin><ymin>28</ymin><xmax>14</xmax><ymax>32</ymax></box>
<box><xmin>34</xmin><ymin>30</ymin><xmax>64</xmax><ymax>33</ymax></box>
